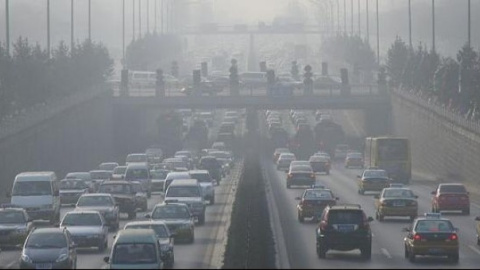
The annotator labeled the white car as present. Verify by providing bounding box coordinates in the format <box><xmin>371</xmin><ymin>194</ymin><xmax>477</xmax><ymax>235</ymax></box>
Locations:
<box><xmin>188</xmin><ymin>170</ymin><xmax>216</xmax><ymax>205</ymax></box>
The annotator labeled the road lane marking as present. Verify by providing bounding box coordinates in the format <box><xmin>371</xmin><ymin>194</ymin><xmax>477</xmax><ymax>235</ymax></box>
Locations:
<box><xmin>381</xmin><ymin>248</ymin><xmax>392</xmax><ymax>259</ymax></box>
<box><xmin>468</xmin><ymin>245</ymin><xmax>480</xmax><ymax>256</ymax></box>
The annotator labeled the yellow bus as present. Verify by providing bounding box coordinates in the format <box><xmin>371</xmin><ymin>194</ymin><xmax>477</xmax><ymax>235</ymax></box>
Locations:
<box><xmin>364</xmin><ymin>137</ymin><xmax>411</xmax><ymax>184</ymax></box>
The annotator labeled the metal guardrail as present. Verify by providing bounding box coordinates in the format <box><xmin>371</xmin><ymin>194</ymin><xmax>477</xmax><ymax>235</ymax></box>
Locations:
<box><xmin>0</xmin><ymin>86</ymin><xmax>110</xmax><ymax>142</ymax></box>
<box><xmin>393</xmin><ymin>88</ymin><xmax>480</xmax><ymax>137</ymax></box>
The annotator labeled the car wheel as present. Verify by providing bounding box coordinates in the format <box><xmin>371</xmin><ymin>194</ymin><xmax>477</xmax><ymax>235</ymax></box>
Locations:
<box><xmin>189</xmin><ymin>233</ymin><xmax>195</xmax><ymax>244</ymax></box>
<box><xmin>378</xmin><ymin>214</ymin><xmax>384</xmax><ymax>222</ymax></box>
<box><xmin>404</xmin><ymin>245</ymin><xmax>409</xmax><ymax>258</ymax></box>
<box><xmin>477</xmin><ymin>237</ymin><xmax>480</xmax><ymax>246</ymax></box>
<box><xmin>198</xmin><ymin>213</ymin><xmax>205</xmax><ymax>225</ymax></box>
<box><xmin>408</xmin><ymin>250</ymin><xmax>416</xmax><ymax>262</ymax></box>
<box><xmin>449</xmin><ymin>252</ymin><xmax>459</xmax><ymax>263</ymax></box>
<box><xmin>298</xmin><ymin>212</ymin><xmax>304</xmax><ymax>223</ymax></box>
<box><xmin>360</xmin><ymin>244</ymin><xmax>371</xmax><ymax>260</ymax></box>
<box><xmin>316</xmin><ymin>241</ymin><xmax>327</xmax><ymax>259</ymax></box>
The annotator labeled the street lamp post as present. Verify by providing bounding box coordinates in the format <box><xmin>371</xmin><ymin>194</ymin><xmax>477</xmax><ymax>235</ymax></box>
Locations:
<box><xmin>71</xmin><ymin>0</ymin><xmax>74</xmax><ymax>50</ymax></box>
<box><xmin>468</xmin><ymin>0</ymin><xmax>471</xmax><ymax>46</ymax></box>
<box><xmin>432</xmin><ymin>0</ymin><xmax>435</xmax><ymax>52</ymax></box>
<box><xmin>154</xmin><ymin>0</ymin><xmax>157</xmax><ymax>33</ymax></box>
<box><xmin>376</xmin><ymin>0</ymin><xmax>379</xmax><ymax>64</ymax></box>
<box><xmin>47</xmin><ymin>0</ymin><xmax>50</xmax><ymax>57</ymax></box>
<box><xmin>147</xmin><ymin>0</ymin><xmax>149</xmax><ymax>34</ymax></box>
<box><xmin>358</xmin><ymin>0</ymin><xmax>361</xmax><ymax>36</ymax></box>
<box><xmin>344</xmin><ymin>0</ymin><xmax>347</xmax><ymax>34</ymax></box>
<box><xmin>366</xmin><ymin>0</ymin><xmax>369</xmax><ymax>44</ymax></box>
<box><xmin>88</xmin><ymin>0</ymin><xmax>91</xmax><ymax>41</ymax></box>
<box><xmin>139</xmin><ymin>0</ymin><xmax>142</xmax><ymax>38</ymax></box>
<box><xmin>6</xmin><ymin>0</ymin><xmax>10</xmax><ymax>55</ymax></box>
<box><xmin>123</xmin><ymin>0</ymin><xmax>125</xmax><ymax>64</ymax></box>
<box><xmin>408</xmin><ymin>0</ymin><xmax>412</xmax><ymax>48</ymax></box>
<box><xmin>351</xmin><ymin>0</ymin><xmax>354</xmax><ymax>35</ymax></box>
<box><xmin>133</xmin><ymin>0</ymin><xmax>136</xmax><ymax>41</ymax></box>
<box><xmin>337</xmin><ymin>0</ymin><xmax>340</xmax><ymax>34</ymax></box>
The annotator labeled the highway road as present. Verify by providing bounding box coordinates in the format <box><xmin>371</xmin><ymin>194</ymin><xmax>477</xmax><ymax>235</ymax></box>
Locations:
<box><xmin>0</xmin><ymin>109</ymin><xmax>245</xmax><ymax>269</ymax></box>
<box><xmin>262</xmin><ymin>110</ymin><xmax>480</xmax><ymax>269</ymax></box>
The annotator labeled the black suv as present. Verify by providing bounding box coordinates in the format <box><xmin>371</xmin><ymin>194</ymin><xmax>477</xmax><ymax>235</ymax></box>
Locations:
<box><xmin>98</xmin><ymin>181</ymin><xmax>137</xmax><ymax>220</ymax></box>
<box><xmin>316</xmin><ymin>204</ymin><xmax>374</xmax><ymax>259</ymax></box>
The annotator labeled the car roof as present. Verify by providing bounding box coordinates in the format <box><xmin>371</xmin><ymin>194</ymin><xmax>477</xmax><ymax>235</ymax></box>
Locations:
<box><xmin>100</xmin><ymin>180</ymin><xmax>130</xmax><ymax>185</ymax></box>
<box><xmin>0</xmin><ymin>207</ymin><xmax>26</xmax><ymax>213</ymax></box>
<box><xmin>90</xmin><ymin>170</ymin><xmax>111</xmax><ymax>173</ymax></box>
<box><xmin>79</xmin><ymin>193</ymin><xmax>113</xmax><ymax>197</ymax></box>
<box><xmin>65</xmin><ymin>210</ymin><xmax>101</xmax><ymax>216</ymax></box>
<box><xmin>126</xmin><ymin>163</ymin><xmax>149</xmax><ymax>169</ymax></box>
<box><xmin>328</xmin><ymin>204</ymin><xmax>362</xmax><ymax>210</ymax></box>
<box><xmin>188</xmin><ymin>170</ymin><xmax>209</xmax><ymax>174</ymax></box>
<box><xmin>125</xmin><ymin>220</ymin><xmax>168</xmax><ymax>227</ymax></box>
<box><xmin>169</xmin><ymin>179</ymin><xmax>199</xmax><ymax>187</ymax></box>
<box><xmin>32</xmin><ymin>227</ymin><xmax>66</xmax><ymax>234</ymax></box>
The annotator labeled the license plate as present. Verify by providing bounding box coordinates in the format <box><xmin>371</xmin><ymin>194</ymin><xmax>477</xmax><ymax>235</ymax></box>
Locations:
<box><xmin>337</xmin><ymin>224</ymin><xmax>354</xmax><ymax>233</ymax></box>
<box><xmin>428</xmin><ymin>248</ymin><xmax>443</xmax><ymax>254</ymax></box>
<box><xmin>393</xmin><ymin>201</ymin><xmax>406</xmax><ymax>207</ymax></box>
<box><xmin>36</xmin><ymin>263</ymin><xmax>52</xmax><ymax>269</ymax></box>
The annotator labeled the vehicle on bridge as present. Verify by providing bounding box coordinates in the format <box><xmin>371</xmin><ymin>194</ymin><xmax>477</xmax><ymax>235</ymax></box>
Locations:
<box><xmin>364</xmin><ymin>137</ymin><xmax>411</xmax><ymax>184</ymax></box>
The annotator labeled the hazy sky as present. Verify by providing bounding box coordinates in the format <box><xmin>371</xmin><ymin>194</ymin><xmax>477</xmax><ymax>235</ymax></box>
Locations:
<box><xmin>0</xmin><ymin>0</ymin><xmax>479</xmax><ymax>63</ymax></box>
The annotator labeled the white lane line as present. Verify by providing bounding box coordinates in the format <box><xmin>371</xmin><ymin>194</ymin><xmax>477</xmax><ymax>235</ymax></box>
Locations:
<box><xmin>381</xmin><ymin>248</ymin><xmax>392</xmax><ymax>259</ymax></box>
<box><xmin>6</xmin><ymin>261</ymin><xmax>17</xmax><ymax>269</ymax></box>
<box><xmin>468</xmin><ymin>245</ymin><xmax>480</xmax><ymax>256</ymax></box>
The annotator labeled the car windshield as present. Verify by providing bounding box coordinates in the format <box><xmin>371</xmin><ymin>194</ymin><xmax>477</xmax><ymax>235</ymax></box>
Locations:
<box><xmin>0</xmin><ymin>212</ymin><xmax>26</xmax><ymax>223</ymax></box>
<box><xmin>304</xmin><ymin>190</ymin><xmax>333</xmax><ymax>199</ymax></box>
<box><xmin>329</xmin><ymin>210</ymin><xmax>363</xmax><ymax>224</ymax></box>
<box><xmin>112</xmin><ymin>243</ymin><xmax>157</xmax><ymax>264</ymax></box>
<box><xmin>26</xmin><ymin>233</ymin><xmax>67</xmax><ymax>248</ymax></box>
<box><xmin>190</xmin><ymin>173</ymin><xmax>212</xmax><ymax>183</ymax></box>
<box><xmin>99</xmin><ymin>184</ymin><xmax>131</xmax><ymax>194</ymax></box>
<box><xmin>290</xmin><ymin>165</ymin><xmax>313</xmax><ymax>172</ymax></box>
<box><xmin>125</xmin><ymin>224</ymin><xmax>169</xmax><ymax>238</ymax></box>
<box><xmin>125</xmin><ymin>168</ymin><xmax>148</xmax><ymax>180</ymax></box>
<box><xmin>383</xmin><ymin>189</ymin><xmax>415</xmax><ymax>198</ymax></box>
<box><xmin>127</xmin><ymin>155</ymin><xmax>147</xmax><ymax>163</ymax></box>
<box><xmin>12</xmin><ymin>181</ymin><xmax>51</xmax><ymax>196</ymax></box>
<box><xmin>415</xmin><ymin>220</ymin><xmax>453</xmax><ymax>232</ymax></box>
<box><xmin>113</xmin><ymin>167</ymin><xmax>127</xmax><ymax>174</ymax></box>
<box><xmin>60</xmin><ymin>180</ymin><xmax>88</xmax><ymax>190</ymax></box>
<box><xmin>439</xmin><ymin>185</ymin><xmax>467</xmax><ymax>193</ymax></box>
<box><xmin>152</xmin><ymin>205</ymin><xmax>190</xmax><ymax>219</ymax></box>
<box><xmin>150</xmin><ymin>170</ymin><xmax>169</xmax><ymax>179</ymax></box>
<box><xmin>62</xmin><ymin>213</ymin><xmax>102</xmax><ymax>226</ymax></box>
<box><xmin>363</xmin><ymin>170</ymin><xmax>388</xmax><ymax>178</ymax></box>
<box><xmin>77</xmin><ymin>196</ymin><xmax>114</xmax><ymax>207</ymax></box>
<box><xmin>90</xmin><ymin>171</ymin><xmax>112</xmax><ymax>180</ymax></box>
<box><xmin>166</xmin><ymin>186</ymin><xmax>200</xmax><ymax>197</ymax></box>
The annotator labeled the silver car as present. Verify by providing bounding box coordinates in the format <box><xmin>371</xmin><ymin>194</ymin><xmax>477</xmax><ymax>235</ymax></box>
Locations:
<box><xmin>75</xmin><ymin>194</ymin><xmax>120</xmax><ymax>231</ymax></box>
<box><xmin>60</xmin><ymin>211</ymin><xmax>109</xmax><ymax>252</ymax></box>
<box><xmin>59</xmin><ymin>179</ymin><xmax>90</xmax><ymax>206</ymax></box>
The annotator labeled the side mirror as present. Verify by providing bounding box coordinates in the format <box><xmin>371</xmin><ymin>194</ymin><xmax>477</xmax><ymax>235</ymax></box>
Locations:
<box><xmin>144</xmin><ymin>214</ymin><xmax>151</xmax><ymax>219</ymax></box>
<box><xmin>367</xmin><ymin>217</ymin><xmax>374</xmax><ymax>222</ymax></box>
<box><xmin>402</xmin><ymin>227</ymin><xmax>410</xmax><ymax>232</ymax></box>
<box><xmin>374</xmin><ymin>195</ymin><xmax>379</xmax><ymax>199</ymax></box>
<box><xmin>475</xmin><ymin>216</ymin><xmax>480</xmax><ymax>221</ymax></box>
<box><xmin>430</xmin><ymin>191</ymin><xmax>436</xmax><ymax>195</ymax></box>
<box><xmin>295</xmin><ymin>197</ymin><xmax>301</xmax><ymax>200</ymax></box>
<box><xmin>103</xmin><ymin>256</ymin><xmax>110</xmax><ymax>263</ymax></box>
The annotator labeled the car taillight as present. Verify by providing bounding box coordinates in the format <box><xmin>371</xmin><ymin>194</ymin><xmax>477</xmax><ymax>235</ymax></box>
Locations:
<box><xmin>413</xmin><ymin>234</ymin><xmax>422</xmax><ymax>241</ymax></box>
<box><xmin>449</xmin><ymin>234</ymin><xmax>458</xmax><ymax>241</ymax></box>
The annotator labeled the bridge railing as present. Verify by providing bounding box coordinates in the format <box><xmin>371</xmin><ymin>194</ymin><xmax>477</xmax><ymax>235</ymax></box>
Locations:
<box><xmin>0</xmin><ymin>85</ymin><xmax>110</xmax><ymax>142</ymax></box>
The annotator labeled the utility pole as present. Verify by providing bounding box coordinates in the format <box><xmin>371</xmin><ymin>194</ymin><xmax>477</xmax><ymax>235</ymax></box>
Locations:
<box><xmin>408</xmin><ymin>0</ymin><xmax>412</xmax><ymax>48</ymax></box>
<box><xmin>139</xmin><ymin>0</ymin><xmax>142</xmax><ymax>38</ymax></box>
<box><xmin>47</xmin><ymin>0</ymin><xmax>50</xmax><ymax>57</ymax></box>
<box><xmin>337</xmin><ymin>0</ymin><xmax>340</xmax><ymax>34</ymax></box>
<box><xmin>358</xmin><ymin>0</ymin><xmax>361</xmax><ymax>36</ymax></box>
<box><xmin>147</xmin><ymin>0</ymin><xmax>149</xmax><ymax>34</ymax></box>
<box><xmin>88</xmin><ymin>0</ymin><xmax>91</xmax><ymax>41</ymax></box>
<box><xmin>5</xmin><ymin>0</ymin><xmax>9</xmax><ymax>55</ymax></box>
<box><xmin>351</xmin><ymin>0</ymin><xmax>354</xmax><ymax>35</ymax></box>
<box><xmin>133</xmin><ymin>0</ymin><xmax>136</xmax><ymax>41</ymax></box>
<box><xmin>366</xmin><ymin>0</ymin><xmax>369</xmax><ymax>44</ymax></box>
<box><xmin>432</xmin><ymin>0</ymin><xmax>435</xmax><ymax>52</ymax></box>
<box><xmin>376</xmin><ymin>0</ymin><xmax>379</xmax><ymax>65</ymax></box>
<box><xmin>123</xmin><ymin>0</ymin><xmax>125</xmax><ymax>64</ymax></box>
<box><xmin>71</xmin><ymin>0</ymin><xmax>74</xmax><ymax>50</ymax></box>
<box><xmin>154</xmin><ymin>0</ymin><xmax>157</xmax><ymax>33</ymax></box>
<box><xmin>344</xmin><ymin>0</ymin><xmax>347</xmax><ymax>34</ymax></box>
<box><xmin>468</xmin><ymin>0</ymin><xmax>471</xmax><ymax>46</ymax></box>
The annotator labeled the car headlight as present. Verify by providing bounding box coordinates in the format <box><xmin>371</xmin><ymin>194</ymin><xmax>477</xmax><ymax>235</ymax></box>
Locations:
<box><xmin>56</xmin><ymin>253</ymin><xmax>69</xmax><ymax>262</ymax></box>
<box><xmin>21</xmin><ymin>254</ymin><xmax>32</xmax><ymax>263</ymax></box>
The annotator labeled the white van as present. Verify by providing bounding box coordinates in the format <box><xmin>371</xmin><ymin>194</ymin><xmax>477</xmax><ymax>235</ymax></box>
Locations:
<box><xmin>8</xmin><ymin>172</ymin><xmax>61</xmax><ymax>224</ymax></box>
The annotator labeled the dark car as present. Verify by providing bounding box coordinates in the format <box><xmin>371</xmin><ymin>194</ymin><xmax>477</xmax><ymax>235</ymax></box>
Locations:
<box><xmin>75</xmin><ymin>193</ymin><xmax>120</xmax><ymax>231</ymax></box>
<box><xmin>309</xmin><ymin>156</ymin><xmax>331</xmax><ymax>175</ymax></box>
<box><xmin>316</xmin><ymin>204</ymin><xmax>374</xmax><ymax>259</ymax></box>
<box><xmin>198</xmin><ymin>156</ymin><xmax>223</xmax><ymax>183</ymax></box>
<box><xmin>0</xmin><ymin>208</ymin><xmax>34</xmax><ymax>248</ymax></box>
<box><xmin>286</xmin><ymin>164</ymin><xmax>316</xmax><ymax>189</ymax></box>
<box><xmin>20</xmin><ymin>227</ymin><xmax>77</xmax><ymax>269</ymax></box>
<box><xmin>98</xmin><ymin>181</ymin><xmax>137</xmax><ymax>220</ymax></box>
<box><xmin>357</xmin><ymin>169</ymin><xmax>391</xmax><ymax>195</ymax></box>
<box><xmin>296</xmin><ymin>187</ymin><xmax>338</xmax><ymax>222</ymax></box>
<box><xmin>59</xmin><ymin>179</ymin><xmax>90</xmax><ymax>205</ymax></box>
<box><xmin>431</xmin><ymin>183</ymin><xmax>470</xmax><ymax>215</ymax></box>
